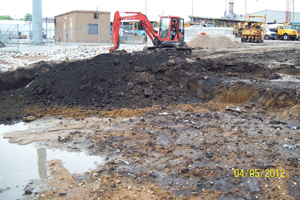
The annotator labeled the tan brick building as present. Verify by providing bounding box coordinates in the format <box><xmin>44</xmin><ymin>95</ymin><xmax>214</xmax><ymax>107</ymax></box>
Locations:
<box><xmin>55</xmin><ymin>10</ymin><xmax>110</xmax><ymax>43</ymax></box>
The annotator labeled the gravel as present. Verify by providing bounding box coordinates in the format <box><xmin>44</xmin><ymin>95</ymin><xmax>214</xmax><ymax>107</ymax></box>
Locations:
<box><xmin>0</xmin><ymin>44</ymin><xmax>146</xmax><ymax>72</ymax></box>
<box><xmin>189</xmin><ymin>35</ymin><xmax>245</xmax><ymax>49</ymax></box>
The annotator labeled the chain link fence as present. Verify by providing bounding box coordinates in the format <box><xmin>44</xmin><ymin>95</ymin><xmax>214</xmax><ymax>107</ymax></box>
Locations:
<box><xmin>0</xmin><ymin>25</ymin><xmax>147</xmax><ymax>53</ymax></box>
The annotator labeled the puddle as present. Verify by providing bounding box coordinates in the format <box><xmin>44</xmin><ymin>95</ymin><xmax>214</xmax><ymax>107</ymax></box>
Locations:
<box><xmin>0</xmin><ymin>121</ymin><xmax>105</xmax><ymax>199</ymax></box>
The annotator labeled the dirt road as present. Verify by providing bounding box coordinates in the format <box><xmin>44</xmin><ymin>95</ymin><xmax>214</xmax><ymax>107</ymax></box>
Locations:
<box><xmin>0</xmin><ymin>40</ymin><xmax>300</xmax><ymax>199</ymax></box>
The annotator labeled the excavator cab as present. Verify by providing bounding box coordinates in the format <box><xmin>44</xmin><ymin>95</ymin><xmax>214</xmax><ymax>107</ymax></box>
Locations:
<box><xmin>158</xmin><ymin>17</ymin><xmax>185</xmax><ymax>45</ymax></box>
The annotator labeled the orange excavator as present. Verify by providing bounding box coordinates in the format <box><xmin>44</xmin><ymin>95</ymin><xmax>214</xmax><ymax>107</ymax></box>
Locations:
<box><xmin>109</xmin><ymin>11</ymin><xmax>192</xmax><ymax>54</ymax></box>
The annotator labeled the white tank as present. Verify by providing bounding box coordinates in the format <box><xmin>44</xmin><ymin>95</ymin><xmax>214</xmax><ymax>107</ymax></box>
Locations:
<box><xmin>267</xmin><ymin>24</ymin><xmax>279</xmax><ymax>32</ymax></box>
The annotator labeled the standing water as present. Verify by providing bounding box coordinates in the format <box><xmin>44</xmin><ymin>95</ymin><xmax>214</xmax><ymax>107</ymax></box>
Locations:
<box><xmin>0</xmin><ymin>121</ymin><xmax>105</xmax><ymax>199</ymax></box>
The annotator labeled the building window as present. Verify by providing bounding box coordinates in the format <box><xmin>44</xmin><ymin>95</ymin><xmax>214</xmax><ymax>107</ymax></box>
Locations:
<box><xmin>88</xmin><ymin>23</ymin><xmax>98</xmax><ymax>34</ymax></box>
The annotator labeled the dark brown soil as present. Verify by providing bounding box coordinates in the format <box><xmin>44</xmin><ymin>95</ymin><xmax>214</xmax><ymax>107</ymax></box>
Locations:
<box><xmin>1</xmin><ymin>49</ymin><xmax>300</xmax><ymax>122</ymax></box>
<box><xmin>0</xmin><ymin>47</ymin><xmax>300</xmax><ymax>199</ymax></box>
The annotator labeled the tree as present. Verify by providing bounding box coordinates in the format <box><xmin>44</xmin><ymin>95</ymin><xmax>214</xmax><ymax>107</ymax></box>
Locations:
<box><xmin>0</xmin><ymin>15</ymin><xmax>14</xmax><ymax>20</ymax></box>
<box><xmin>24</xmin><ymin>13</ymin><xmax>32</xmax><ymax>21</ymax></box>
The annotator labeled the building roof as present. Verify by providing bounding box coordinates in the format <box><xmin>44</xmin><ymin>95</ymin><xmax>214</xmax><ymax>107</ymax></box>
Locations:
<box><xmin>188</xmin><ymin>15</ymin><xmax>246</xmax><ymax>23</ymax></box>
<box><xmin>55</xmin><ymin>10</ymin><xmax>110</xmax><ymax>18</ymax></box>
<box><xmin>250</xmin><ymin>10</ymin><xmax>300</xmax><ymax>23</ymax></box>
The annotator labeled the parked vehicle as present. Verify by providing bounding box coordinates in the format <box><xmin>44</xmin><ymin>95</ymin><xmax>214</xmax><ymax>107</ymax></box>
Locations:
<box><xmin>268</xmin><ymin>23</ymin><xmax>297</xmax><ymax>40</ymax></box>
<box><xmin>264</xmin><ymin>28</ymin><xmax>278</xmax><ymax>40</ymax></box>
<box><xmin>241</xmin><ymin>15</ymin><xmax>266</xmax><ymax>43</ymax></box>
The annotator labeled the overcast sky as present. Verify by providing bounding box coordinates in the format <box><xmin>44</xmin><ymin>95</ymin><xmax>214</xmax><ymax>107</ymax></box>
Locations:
<box><xmin>1</xmin><ymin>0</ymin><xmax>298</xmax><ymax>22</ymax></box>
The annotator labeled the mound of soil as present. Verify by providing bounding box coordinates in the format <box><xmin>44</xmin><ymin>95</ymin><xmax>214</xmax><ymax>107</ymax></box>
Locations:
<box><xmin>1</xmin><ymin>49</ymin><xmax>300</xmax><ymax>123</ymax></box>
<box><xmin>189</xmin><ymin>35</ymin><xmax>244</xmax><ymax>49</ymax></box>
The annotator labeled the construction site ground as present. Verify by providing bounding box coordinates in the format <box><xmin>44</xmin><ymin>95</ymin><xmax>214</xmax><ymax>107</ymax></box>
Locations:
<box><xmin>0</xmin><ymin>38</ymin><xmax>300</xmax><ymax>199</ymax></box>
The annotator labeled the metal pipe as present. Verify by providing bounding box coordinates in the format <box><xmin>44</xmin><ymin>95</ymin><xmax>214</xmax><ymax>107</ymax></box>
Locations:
<box><xmin>293</xmin><ymin>0</ymin><xmax>294</xmax><ymax>25</ymax></box>
<box><xmin>49</xmin><ymin>27</ymin><xmax>51</xmax><ymax>49</ymax></box>
<box><xmin>192</xmin><ymin>0</ymin><xmax>193</xmax><ymax>23</ymax></box>
<box><xmin>17</xmin><ymin>24</ymin><xmax>19</xmax><ymax>53</ymax></box>
<box><xmin>145</xmin><ymin>0</ymin><xmax>147</xmax><ymax>16</ymax></box>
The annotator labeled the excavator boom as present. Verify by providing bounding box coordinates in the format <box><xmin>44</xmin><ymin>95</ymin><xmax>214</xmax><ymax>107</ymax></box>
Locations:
<box><xmin>110</xmin><ymin>11</ymin><xmax>158</xmax><ymax>53</ymax></box>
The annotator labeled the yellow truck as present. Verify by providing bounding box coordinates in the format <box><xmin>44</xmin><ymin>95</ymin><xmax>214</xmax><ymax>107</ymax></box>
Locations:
<box><xmin>241</xmin><ymin>15</ymin><xmax>266</xmax><ymax>43</ymax></box>
<box><xmin>268</xmin><ymin>23</ymin><xmax>298</xmax><ymax>40</ymax></box>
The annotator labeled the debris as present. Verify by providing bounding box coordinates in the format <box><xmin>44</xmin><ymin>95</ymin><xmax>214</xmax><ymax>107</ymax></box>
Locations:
<box><xmin>283</xmin><ymin>144</ymin><xmax>300</xmax><ymax>150</ymax></box>
<box><xmin>159</xmin><ymin>112</ymin><xmax>168</xmax><ymax>116</ymax></box>
<box><xmin>121</xmin><ymin>160</ymin><xmax>129</xmax><ymax>165</ymax></box>
<box><xmin>226</xmin><ymin>106</ymin><xmax>242</xmax><ymax>113</ymax></box>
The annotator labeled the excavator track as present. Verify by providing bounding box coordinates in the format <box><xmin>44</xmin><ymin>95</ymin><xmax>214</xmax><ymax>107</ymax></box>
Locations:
<box><xmin>145</xmin><ymin>46</ymin><xmax>192</xmax><ymax>55</ymax></box>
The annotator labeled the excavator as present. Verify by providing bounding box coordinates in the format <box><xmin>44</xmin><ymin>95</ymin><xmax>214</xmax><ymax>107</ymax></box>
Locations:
<box><xmin>109</xmin><ymin>11</ymin><xmax>192</xmax><ymax>54</ymax></box>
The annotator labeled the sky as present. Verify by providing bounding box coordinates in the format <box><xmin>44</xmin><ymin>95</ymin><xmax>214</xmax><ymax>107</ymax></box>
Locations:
<box><xmin>0</xmin><ymin>0</ymin><xmax>299</xmax><ymax>22</ymax></box>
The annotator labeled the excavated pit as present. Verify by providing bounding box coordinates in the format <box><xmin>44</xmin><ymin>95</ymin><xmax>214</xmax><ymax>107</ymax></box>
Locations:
<box><xmin>0</xmin><ymin>48</ymin><xmax>300</xmax><ymax>199</ymax></box>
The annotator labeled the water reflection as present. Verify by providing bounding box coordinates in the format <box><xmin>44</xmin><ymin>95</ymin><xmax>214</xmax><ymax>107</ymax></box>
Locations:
<box><xmin>0</xmin><ymin>121</ymin><xmax>105</xmax><ymax>199</ymax></box>
<box><xmin>37</xmin><ymin>148</ymin><xmax>47</xmax><ymax>179</ymax></box>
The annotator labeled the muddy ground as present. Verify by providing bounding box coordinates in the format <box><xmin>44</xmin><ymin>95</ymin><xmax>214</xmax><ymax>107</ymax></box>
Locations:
<box><xmin>1</xmin><ymin>41</ymin><xmax>300</xmax><ymax>199</ymax></box>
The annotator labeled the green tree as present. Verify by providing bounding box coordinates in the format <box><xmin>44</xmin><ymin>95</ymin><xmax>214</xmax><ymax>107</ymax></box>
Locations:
<box><xmin>0</xmin><ymin>15</ymin><xmax>14</xmax><ymax>20</ymax></box>
<box><xmin>24</xmin><ymin>13</ymin><xmax>32</xmax><ymax>21</ymax></box>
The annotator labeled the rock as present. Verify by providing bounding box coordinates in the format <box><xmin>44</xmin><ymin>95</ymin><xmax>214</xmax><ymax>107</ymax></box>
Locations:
<box><xmin>231</xmin><ymin>178</ymin><xmax>241</xmax><ymax>185</ymax></box>
<box><xmin>149</xmin><ymin>172</ymin><xmax>157</xmax><ymax>178</ymax></box>
<box><xmin>144</xmin><ymin>88</ymin><xmax>153</xmax><ymax>97</ymax></box>
<box><xmin>206</xmin><ymin>152</ymin><xmax>214</xmax><ymax>158</ymax></box>
<box><xmin>252</xmin><ymin>115</ymin><xmax>264</xmax><ymax>121</ymax></box>
<box><xmin>79</xmin><ymin>82</ymin><xmax>92</xmax><ymax>91</ymax></box>
<box><xmin>96</xmin><ymin>86</ymin><xmax>103</xmax><ymax>94</ymax></box>
<box><xmin>58</xmin><ymin>136</ymin><xmax>70</xmax><ymax>142</ymax></box>
<box><xmin>24</xmin><ymin>189</ymin><xmax>32</xmax><ymax>195</ymax></box>
<box><xmin>23</xmin><ymin>116</ymin><xmax>36</xmax><ymax>122</ymax></box>
<box><xmin>113</xmin><ymin>59</ymin><xmax>119</xmax><ymax>65</ymax></box>
<box><xmin>133</xmin><ymin>86</ymin><xmax>143</xmax><ymax>94</ymax></box>
<box><xmin>59</xmin><ymin>192</ymin><xmax>67</xmax><ymax>196</ymax></box>
<box><xmin>180</xmin><ymin>168</ymin><xmax>189</xmax><ymax>174</ymax></box>
<box><xmin>127</xmin><ymin>82</ymin><xmax>134</xmax><ymax>90</ymax></box>
<box><xmin>192</xmin><ymin>168</ymin><xmax>201</xmax><ymax>176</ymax></box>
<box><xmin>269</xmin><ymin>120</ymin><xmax>288</xmax><ymax>125</ymax></box>
<box><xmin>36</xmin><ymin>87</ymin><xmax>45</xmax><ymax>94</ymax></box>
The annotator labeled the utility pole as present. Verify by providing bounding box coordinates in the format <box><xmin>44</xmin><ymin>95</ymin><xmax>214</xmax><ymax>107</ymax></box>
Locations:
<box><xmin>245</xmin><ymin>0</ymin><xmax>247</xmax><ymax>21</ymax></box>
<box><xmin>293</xmin><ymin>0</ymin><xmax>294</xmax><ymax>25</ymax></box>
<box><xmin>97</xmin><ymin>7</ymin><xmax>99</xmax><ymax>43</ymax></box>
<box><xmin>145</xmin><ymin>0</ymin><xmax>147</xmax><ymax>15</ymax></box>
<box><xmin>191</xmin><ymin>0</ymin><xmax>193</xmax><ymax>23</ymax></box>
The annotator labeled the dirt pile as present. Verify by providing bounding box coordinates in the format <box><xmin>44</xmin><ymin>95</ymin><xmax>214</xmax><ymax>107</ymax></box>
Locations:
<box><xmin>1</xmin><ymin>49</ymin><xmax>300</xmax><ymax>123</ymax></box>
<box><xmin>189</xmin><ymin>35</ymin><xmax>244</xmax><ymax>49</ymax></box>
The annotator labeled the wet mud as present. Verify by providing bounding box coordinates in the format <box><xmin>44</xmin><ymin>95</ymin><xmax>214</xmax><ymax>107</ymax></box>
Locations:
<box><xmin>0</xmin><ymin>47</ymin><xmax>300</xmax><ymax>199</ymax></box>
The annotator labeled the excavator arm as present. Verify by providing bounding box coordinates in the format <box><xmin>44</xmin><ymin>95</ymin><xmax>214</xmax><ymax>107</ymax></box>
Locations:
<box><xmin>110</xmin><ymin>11</ymin><xmax>159</xmax><ymax>53</ymax></box>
